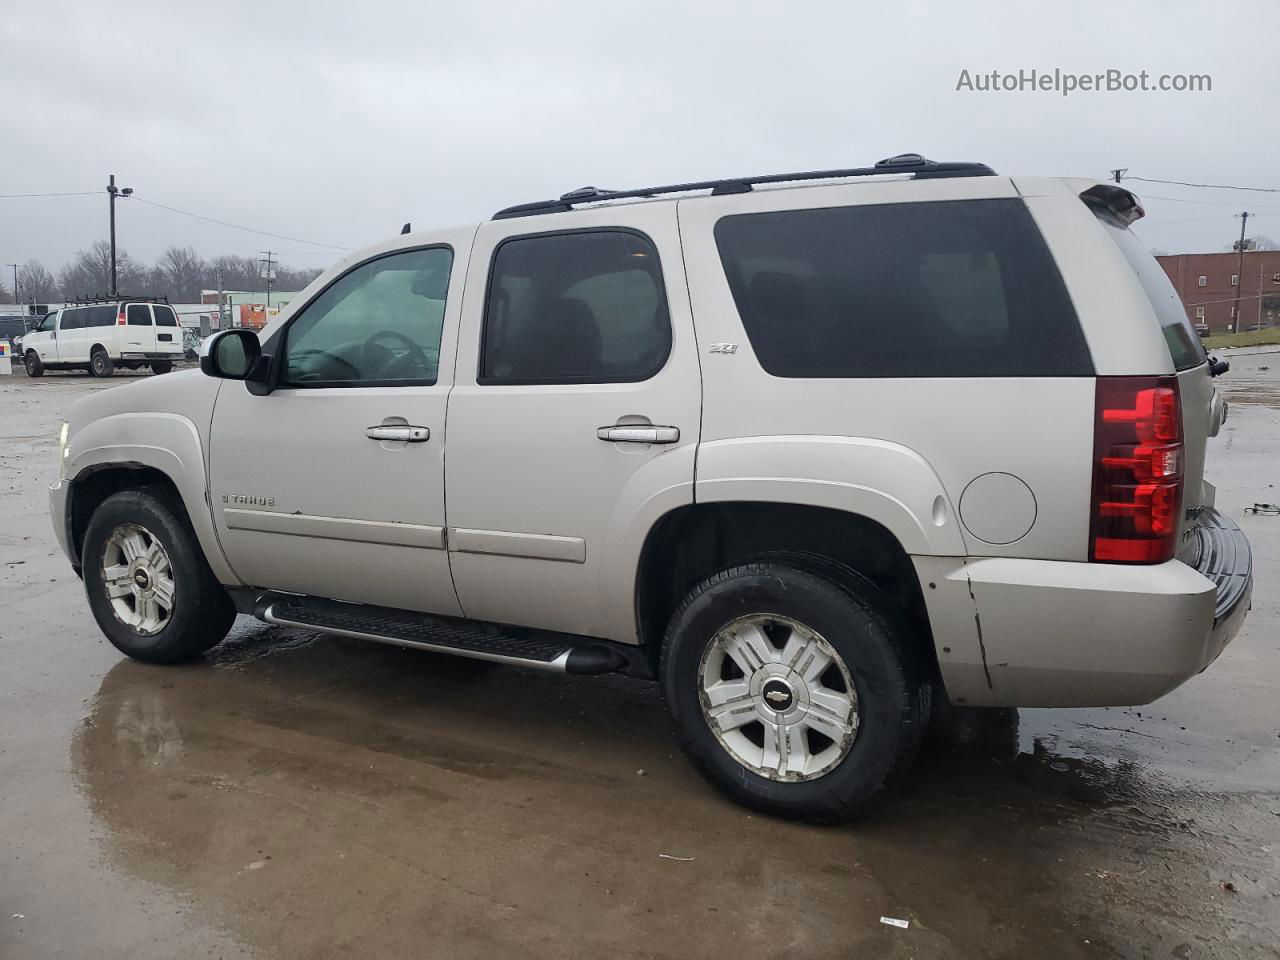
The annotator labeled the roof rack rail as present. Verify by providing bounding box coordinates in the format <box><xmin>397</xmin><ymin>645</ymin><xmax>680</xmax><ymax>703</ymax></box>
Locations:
<box><xmin>492</xmin><ymin>153</ymin><xmax>996</xmax><ymax>220</ymax></box>
<box><xmin>64</xmin><ymin>294</ymin><xmax>171</xmax><ymax>306</ymax></box>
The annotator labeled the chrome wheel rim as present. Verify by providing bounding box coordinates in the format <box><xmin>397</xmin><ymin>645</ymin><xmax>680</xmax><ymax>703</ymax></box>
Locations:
<box><xmin>101</xmin><ymin>523</ymin><xmax>176</xmax><ymax>636</ymax></box>
<box><xmin>698</xmin><ymin>614</ymin><xmax>859</xmax><ymax>782</ymax></box>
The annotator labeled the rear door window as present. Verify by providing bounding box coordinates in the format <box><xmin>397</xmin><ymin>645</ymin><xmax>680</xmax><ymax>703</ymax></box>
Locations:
<box><xmin>480</xmin><ymin>230</ymin><xmax>671</xmax><ymax>384</ymax></box>
<box><xmin>126</xmin><ymin>304</ymin><xmax>153</xmax><ymax>325</ymax></box>
<box><xmin>152</xmin><ymin>305</ymin><xmax>178</xmax><ymax>327</ymax></box>
<box><xmin>1093</xmin><ymin>212</ymin><xmax>1207</xmax><ymax>371</ymax></box>
<box><xmin>713</xmin><ymin>198</ymin><xmax>1093</xmax><ymax>378</ymax></box>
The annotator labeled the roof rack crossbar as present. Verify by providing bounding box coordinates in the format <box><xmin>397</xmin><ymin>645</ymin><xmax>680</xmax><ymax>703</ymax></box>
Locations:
<box><xmin>63</xmin><ymin>294</ymin><xmax>171</xmax><ymax>306</ymax></box>
<box><xmin>492</xmin><ymin>154</ymin><xmax>996</xmax><ymax>220</ymax></box>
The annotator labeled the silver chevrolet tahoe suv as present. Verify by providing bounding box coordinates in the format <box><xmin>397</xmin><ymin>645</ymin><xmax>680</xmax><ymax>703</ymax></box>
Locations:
<box><xmin>50</xmin><ymin>154</ymin><xmax>1252</xmax><ymax>821</ymax></box>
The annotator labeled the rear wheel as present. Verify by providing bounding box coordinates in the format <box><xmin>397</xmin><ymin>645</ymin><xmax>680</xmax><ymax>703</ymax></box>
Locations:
<box><xmin>82</xmin><ymin>488</ymin><xmax>236</xmax><ymax>663</ymax></box>
<box><xmin>90</xmin><ymin>348</ymin><xmax>114</xmax><ymax>378</ymax></box>
<box><xmin>150</xmin><ymin>360</ymin><xmax>173</xmax><ymax>374</ymax></box>
<box><xmin>661</xmin><ymin>562</ymin><xmax>930</xmax><ymax>822</ymax></box>
<box><xmin>24</xmin><ymin>351</ymin><xmax>44</xmax><ymax>377</ymax></box>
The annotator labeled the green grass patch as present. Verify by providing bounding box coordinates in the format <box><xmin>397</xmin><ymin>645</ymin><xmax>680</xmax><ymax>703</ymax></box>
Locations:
<box><xmin>1201</xmin><ymin>327</ymin><xmax>1280</xmax><ymax>350</ymax></box>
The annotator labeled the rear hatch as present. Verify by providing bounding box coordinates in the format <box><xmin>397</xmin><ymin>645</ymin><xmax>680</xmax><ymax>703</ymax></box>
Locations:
<box><xmin>1089</xmin><ymin>201</ymin><xmax>1218</xmax><ymax>540</ymax></box>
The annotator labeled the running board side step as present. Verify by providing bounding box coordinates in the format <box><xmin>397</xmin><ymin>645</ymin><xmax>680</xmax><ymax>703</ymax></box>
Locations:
<box><xmin>255</xmin><ymin>594</ymin><xmax>630</xmax><ymax>675</ymax></box>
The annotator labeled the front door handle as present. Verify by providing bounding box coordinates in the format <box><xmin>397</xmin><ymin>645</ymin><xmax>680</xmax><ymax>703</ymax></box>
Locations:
<box><xmin>366</xmin><ymin>425</ymin><xmax>430</xmax><ymax>442</ymax></box>
<box><xmin>596</xmin><ymin>425</ymin><xmax>680</xmax><ymax>444</ymax></box>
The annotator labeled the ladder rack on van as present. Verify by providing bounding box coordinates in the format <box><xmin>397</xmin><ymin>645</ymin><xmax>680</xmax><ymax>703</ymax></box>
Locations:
<box><xmin>491</xmin><ymin>153</ymin><xmax>996</xmax><ymax>220</ymax></box>
<box><xmin>64</xmin><ymin>294</ymin><xmax>171</xmax><ymax>306</ymax></box>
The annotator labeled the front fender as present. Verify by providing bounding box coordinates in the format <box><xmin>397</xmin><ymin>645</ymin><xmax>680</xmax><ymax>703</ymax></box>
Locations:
<box><xmin>65</xmin><ymin>412</ymin><xmax>240</xmax><ymax>585</ymax></box>
<box><xmin>694</xmin><ymin>435</ymin><xmax>965</xmax><ymax>556</ymax></box>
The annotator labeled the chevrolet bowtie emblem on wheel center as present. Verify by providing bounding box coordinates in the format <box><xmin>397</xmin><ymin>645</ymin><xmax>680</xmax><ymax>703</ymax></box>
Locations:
<box><xmin>761</xmin><ymin>679</ymin><xmax>795</xmax><ymax>712</ymax></box>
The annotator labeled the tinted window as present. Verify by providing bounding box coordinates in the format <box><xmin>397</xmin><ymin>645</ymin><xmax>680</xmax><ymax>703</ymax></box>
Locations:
<box><xmin>36</xmin><ymin>313</ymin><xmax>57</xmax><ymax>332</ymax></box>
<box><xmin>61</xmin><ymin>309</ymin><xmax>84</xmax><ymax>330</ymax></box>
<box><xmin>714</xmin><ymin>199</ymin><xmax>1093</xmax><ymax>378</ymax></box>
<box><xmin>127</xmin><ymin>304</ymin><xmax>152</xmax><ymax>326</ymax></box>
<box><xmin>283</xmin><ymin>247</ymin><xmax>452</xmax><ymax>385</ymax></box>
<box><xmin>153</xmin><ymin>305</ymin><xmax>178</xmax><ymax>327</ymax></box>
<box><xmin>481</xmin><ymin>230</ymin><xmax>670</xmax><ymax>384</ymax></box>
<box><xmin>1094</xmin><ymin>211</ymin><xmax>1207</xmax><ymax>371</ymax></box>
<box><xmin>88</xmin><ymin>306</ymin><xmax>116</xmax><ymax>327</ymax></box>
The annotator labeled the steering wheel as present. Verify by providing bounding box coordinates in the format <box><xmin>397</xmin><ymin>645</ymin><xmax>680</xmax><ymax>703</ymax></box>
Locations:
<box><xmin>360</xmin><ymin>330</ymin><xmax>431</xmax><ymax>378</ymax></box>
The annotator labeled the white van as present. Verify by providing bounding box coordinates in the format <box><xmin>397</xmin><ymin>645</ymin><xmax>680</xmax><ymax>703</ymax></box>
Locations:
<box><xmin>22</xmin><ymin>298</ymin><xmax>185</xmax><ymax>377</ymax></box>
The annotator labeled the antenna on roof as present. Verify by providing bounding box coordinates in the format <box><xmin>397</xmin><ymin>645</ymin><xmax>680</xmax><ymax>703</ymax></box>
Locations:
<box><xmin>400</xmin><ymin>222</ymin><xmax>411</xmax><ymax>235</ymax></box>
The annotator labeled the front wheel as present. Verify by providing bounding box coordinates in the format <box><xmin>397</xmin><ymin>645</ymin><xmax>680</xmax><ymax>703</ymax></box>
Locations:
<box><xmin>24</xmin><ymin>351</ymin><xmax>44</xmax><ymax>377</ymax></box>
<box><xmin>82</xmin><ymin>488</ymin><xmax>236</xmax><ymax>663</ymax></box>
<box><xmin>661</xmin><ymin>562</ymin><xmax>930</xmax><ymax>822</ymax></box>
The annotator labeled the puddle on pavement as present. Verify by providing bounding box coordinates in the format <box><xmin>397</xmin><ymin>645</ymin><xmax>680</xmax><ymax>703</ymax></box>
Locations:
<box><xmin>71</xmin><ymin>618</ymin><xmax>1280</xmax><ymax>959</ymax></box>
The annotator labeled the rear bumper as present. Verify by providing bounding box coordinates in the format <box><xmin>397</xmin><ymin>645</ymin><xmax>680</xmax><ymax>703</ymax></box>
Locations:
<box><xmin>920</xmin><ymin>508</ymin><xmax>1252</xmax><ymax>707</ymax></box>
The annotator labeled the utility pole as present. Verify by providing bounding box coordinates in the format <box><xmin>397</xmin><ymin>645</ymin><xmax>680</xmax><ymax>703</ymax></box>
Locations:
<box><xmin>216</xmin><ymin>266</ymin><xmax>225</xmax><ymax>333</ymax></box>
<box><xmin>5</xmin><ymin>264</ymin><xmax>17</xmax><ymax>307</ymax></box>
<box><xmin>1232</xmin><ymin>212</ymin><xmax>1251</xmax><ymax>332</ymax></box>
<box><xmin>259</xmin><ymin>250</ymin><xmax>277</xmax><ymax>309</ymax></box>
<box><xmin>106</xmin><ymin>174</ymin><xmax>132</xmax><ymax>297</ymax></box>
<box><xmin>1110</xmin><ymin>168</ymin><xmax>1127</xmax><ymax>184</ymax></box>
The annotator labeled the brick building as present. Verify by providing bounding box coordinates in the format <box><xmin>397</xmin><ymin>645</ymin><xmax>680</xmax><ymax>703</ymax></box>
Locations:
<box><xmin>1156</xmin><ymin>250</ymin><xmax>1280</xmax><ymax>335</ymax></box>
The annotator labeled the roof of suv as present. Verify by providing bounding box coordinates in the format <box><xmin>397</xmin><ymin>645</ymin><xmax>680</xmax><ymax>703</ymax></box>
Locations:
<box><xmin>491</xmin><ymin>153</ymin><xmax>997</xmax><ymax>220</ymax></box>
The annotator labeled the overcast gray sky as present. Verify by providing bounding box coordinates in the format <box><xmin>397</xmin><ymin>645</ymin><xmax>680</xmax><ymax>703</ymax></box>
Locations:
<box><xmin>3</xmin><ymin>0</ymin><xmax>1277</xmax><ymax>278</ymax></box>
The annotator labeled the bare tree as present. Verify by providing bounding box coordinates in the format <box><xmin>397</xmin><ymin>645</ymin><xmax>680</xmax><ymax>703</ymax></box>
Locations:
<box><xmin>58</xmin><ymin>241</ymin><xmax>145</xmax><ymax>298</ymax></box>
<box><xmin>207</xmin><ymin>254</ymin><xmax>263</xmax><ymax>292</ymax></box>
<box><xmin>19</xmin><ymin>261</ymin><xmax>59</xmax><ymax>302</ymax></box>
<box><xmin>1250</xmin><ymin>234</ymin><xmax>1277</xmax><ymax>251</ymax></box>
<box><xmin>156</xmin><ymin>246</ymin><xmax>206</xmax><ymax>301</ymax></box>
<box><xmin>0</xmin><ymin>279</ymin><xmax>11</xmax><ymax>304</ymax></box>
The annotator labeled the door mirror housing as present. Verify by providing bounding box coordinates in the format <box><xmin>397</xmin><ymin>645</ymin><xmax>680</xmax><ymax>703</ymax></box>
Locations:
<box><xmin>201</xmin><ymin>329</ymin><xmax>262</xmax><ymax>381</ymax></box>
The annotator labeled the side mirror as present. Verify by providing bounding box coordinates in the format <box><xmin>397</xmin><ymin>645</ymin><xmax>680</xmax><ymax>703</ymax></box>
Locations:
<box><xmin>201</xmin><ymin>329</ymin><xmax>262</xmax><ymax>381</ymax></box>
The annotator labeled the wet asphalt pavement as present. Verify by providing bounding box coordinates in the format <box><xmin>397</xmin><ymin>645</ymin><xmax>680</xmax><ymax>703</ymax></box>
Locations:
<box><xmin>1</xmin><ymin>358</ymin><xmax>1277</xmax><ymax>959</ymax></box>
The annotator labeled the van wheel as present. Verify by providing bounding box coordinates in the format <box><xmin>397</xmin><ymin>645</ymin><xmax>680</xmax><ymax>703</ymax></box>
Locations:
<box><xmin>24</xmin><ymin>351</ymin><xmax>44</xmax><ymax>377</ymax></box>
<box><xmin>90</xmin><ymin>348</ymin><xmax>114</xmax><ymax>377</ymax></box>
<box><xmin>150</xmin><ymin>360</ymin><xmax>173</xmax><ymax>374</ymax></box>
<box><xmin>82</xmin><ymin>488</ymin><xmax>236</xmax><ymax>663</ymax></box>
<box><xmin>661</xmin><ymin>562</ymin><xmax>930</xmax><ymax>823</ymax></box>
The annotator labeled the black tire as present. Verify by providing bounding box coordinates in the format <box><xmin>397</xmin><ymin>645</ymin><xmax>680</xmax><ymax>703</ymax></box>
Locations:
<box><xmin>24</xmin><ymin>351</ymin><xmax>44</xmax><ymax>377</ymax></box>
<box><xmin>150</xmin><ymin>360</ymin><xmax>173</xmax><ymax>374</ymax></box>
<box><xmin>82</xmin><ymin>488</ymin><xmax>236</xmax><ymax>664</ymax></box>
<box><xmin>90</xmin><ymin>347</ymin><xmax>114</xmax><ymax>378</ymax></box>
<box><xmin>661</xmin><ymin>562</ymin><xmax>931</xmax><ymax>823</ymax></box>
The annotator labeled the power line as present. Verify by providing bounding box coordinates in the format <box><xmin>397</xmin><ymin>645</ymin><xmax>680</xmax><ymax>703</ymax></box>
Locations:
<box><xmin>0</xmin><ymin>191</ymin><xmax>98</xmax><ymax>198</ymax></box>
<box><xmin>1126</xmin><ymin>176</ymin><xmax>1280</xmax><ymax>194</ymax></box>
<box><xmin>131</xmin><ymin>196</ymin><xmax>352</xmax><ymax>251</ymax></box>
<box><xmin>1135</xmin><ymin>193</ymin><xmax>1280</xmax><ymax>212</ymax></box>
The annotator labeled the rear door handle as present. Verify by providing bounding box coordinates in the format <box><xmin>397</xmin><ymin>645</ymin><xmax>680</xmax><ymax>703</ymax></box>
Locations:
<box><xmin>366</xmin><ymin>425</ymin><xmax>430</xmax><ymax>442</ymax></box>
<box><xmin>596</xmin><ymin>425</ymin><xmax>680</xmax><ymax>444</ymax></box>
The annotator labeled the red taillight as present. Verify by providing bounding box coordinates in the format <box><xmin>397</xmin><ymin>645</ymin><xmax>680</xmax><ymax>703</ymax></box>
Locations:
<box><xmin>1090</xmin><ymin>377</ymin><xmax>1183</xmax><ymax>563</ymax></box>
<box><xmin>116</xmin><ymin>308</ymin><xmax>127</xmax><ymax>325</ymax></box>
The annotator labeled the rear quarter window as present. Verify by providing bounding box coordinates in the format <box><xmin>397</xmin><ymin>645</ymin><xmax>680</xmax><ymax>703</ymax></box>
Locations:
<box><xmin>713</xmin><ymin>198</ymin><xmax>1093</xmax><ymax>378</ymax></box>
<box><xmin>1093</xmin><ymin>212</ymin><xmax>1207</xmax><ymax>372</ymax></box>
